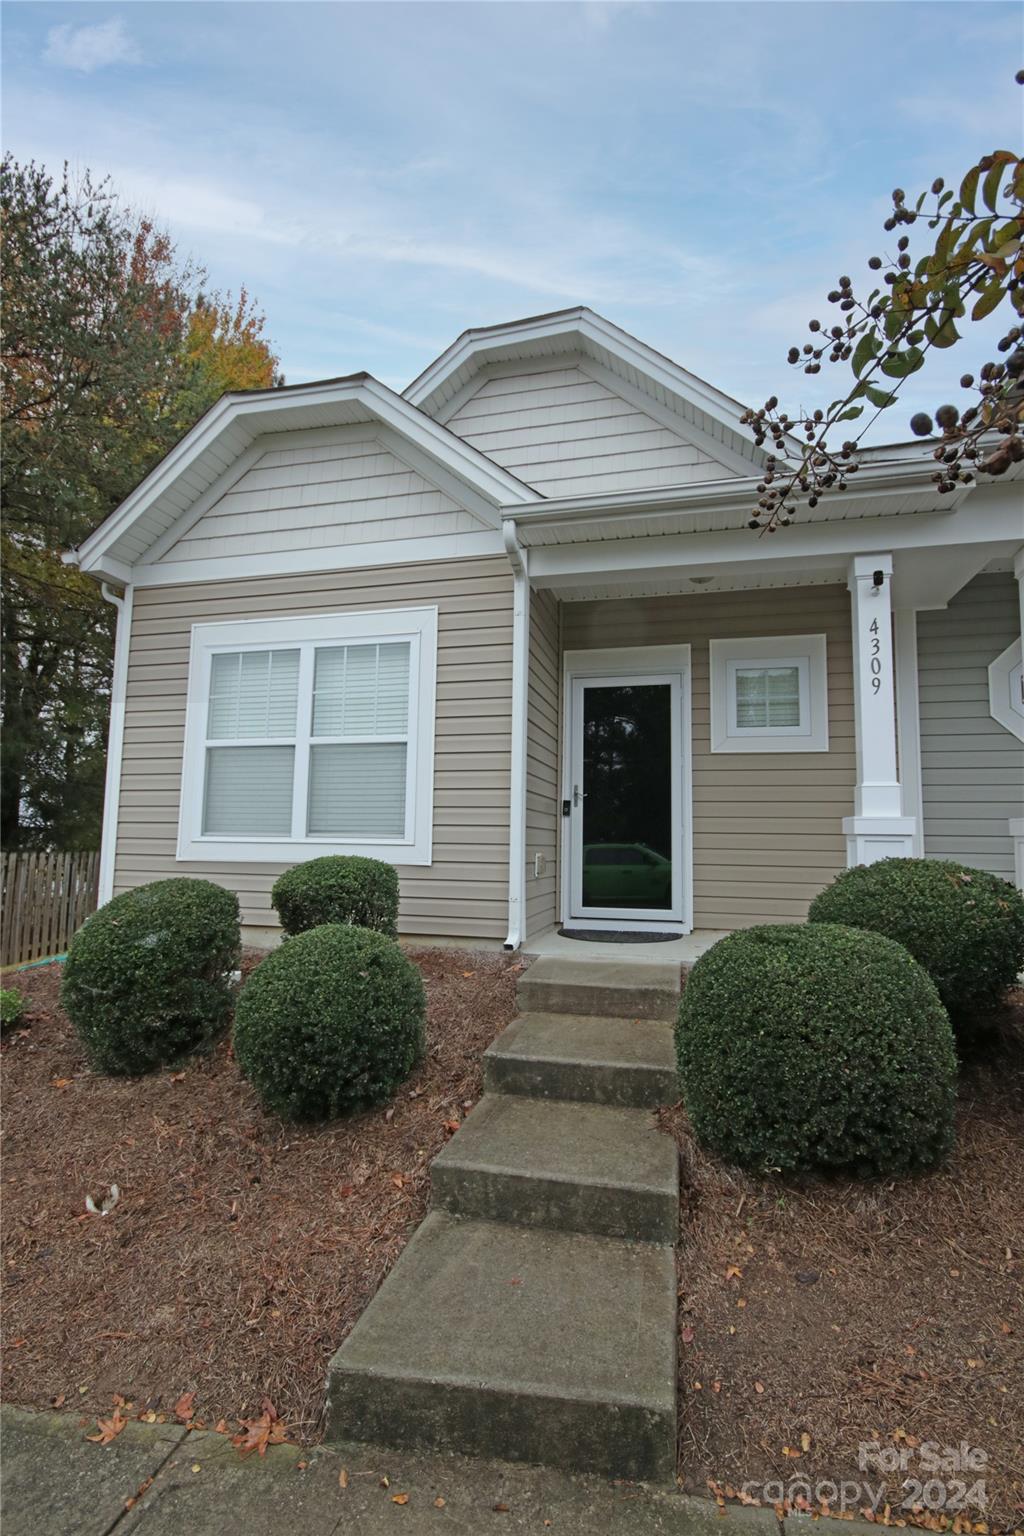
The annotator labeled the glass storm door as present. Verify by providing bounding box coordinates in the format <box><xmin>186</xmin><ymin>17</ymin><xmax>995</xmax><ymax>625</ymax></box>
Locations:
<box><xmin>568</xmin><ymin>673</ymin><xmax>683</xmax><ymax>924</ymax></box>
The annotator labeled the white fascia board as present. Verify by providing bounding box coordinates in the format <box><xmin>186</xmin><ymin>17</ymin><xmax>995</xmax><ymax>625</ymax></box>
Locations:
<box><xmin>72</xmin><ymin>377</ymin><xmax>536</xmax><ymax>578</ymax></box>
<box><xmin>528</xmin><ymin>500</ymin><xmax>1024</xmax><ymax>588</ymax></box>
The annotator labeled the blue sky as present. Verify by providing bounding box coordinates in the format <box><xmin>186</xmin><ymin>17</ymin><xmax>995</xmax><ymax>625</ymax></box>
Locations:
<box><xmin>3</xmin><ymin>1</ymin><xmax>1022</xmax><ymax>438</ymax></box>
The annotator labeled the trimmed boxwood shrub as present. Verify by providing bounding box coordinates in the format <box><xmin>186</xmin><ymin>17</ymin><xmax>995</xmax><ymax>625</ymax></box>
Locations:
<box><xmin>676</xmin><ymin>923</ymin><xmax>956</xmax><ymax>1177</ymax></box>
<box><xmin>233</xmin><ymin>924</ymin><xmax>425</xmax><ymax>1121</ymax></box>
<box><xmin>271</xmin><ymin>855</ymin><xmax>399</xmax><ymax>938</ymax></box>
<box><xmin>808</xmin><ymin>857</ymin><xmax>1024</xmax><ymax>1031</ymax></box>
<box><xmin>61</xmin><ymin>878</ymin><xmax>240</xmax><ymax>1075</ymax></box>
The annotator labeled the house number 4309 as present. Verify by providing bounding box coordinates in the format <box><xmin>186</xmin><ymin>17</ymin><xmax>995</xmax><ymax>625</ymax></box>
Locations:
<box><xmin>869</xmin><ymin>618</ymin><xmax>883</xmax><ymax>694</ymax></box>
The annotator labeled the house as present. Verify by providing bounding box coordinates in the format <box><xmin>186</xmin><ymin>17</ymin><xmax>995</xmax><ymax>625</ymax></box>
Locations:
<box><xmin>66</xmin><ymin>308</ymin><xmax>1024</xmax><ymax>952</ymax></box>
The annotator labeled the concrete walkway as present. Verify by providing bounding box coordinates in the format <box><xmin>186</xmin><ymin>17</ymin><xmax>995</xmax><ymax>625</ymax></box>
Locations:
<box><xmin>326</xmin><ymin>957</ymin><xmax>683</xmax><ymax>1480</ymax></box>
<box><xmin>1</xmin><ymin>1404</ymin><xmax>783</xmax><ymax>1536</ymax></box>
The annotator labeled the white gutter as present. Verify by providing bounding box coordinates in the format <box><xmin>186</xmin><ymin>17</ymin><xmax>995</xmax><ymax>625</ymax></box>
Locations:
<box><xmin>502</xmin><ymin>519</ymin><xmax>530</xmax><ymax>952</ymax></box>
<box><xmin>97</xmin><ymin>582</ymin><xmax>133</xmax><ymax>907</ymax></box>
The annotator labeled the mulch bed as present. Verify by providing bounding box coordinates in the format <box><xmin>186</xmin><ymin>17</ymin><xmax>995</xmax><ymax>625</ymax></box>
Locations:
<box><xmin>1</xmin><ymin>946</ymin><xmax>521</xmax><ymax>1441</ymax></box>
<box><xmin>659</xmin><ymin>991</ymin><xmax>1024</xmax><ymax>1531</ymax></box>
<box><xmin>4</xmin><ymin>952</ymin><xmax>1023</xmax><ymax>1527</ymax></box>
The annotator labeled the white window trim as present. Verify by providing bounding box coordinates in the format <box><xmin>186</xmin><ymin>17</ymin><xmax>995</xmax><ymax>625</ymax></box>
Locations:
<box><xmin>177</xmin><ymin>606</ymin><xmax>437</xmax><ymax>864</ymax></box>
<box><xmin>988</xmin><ymin>636</ymin><xmax>1024</xmax><ymax>743</ymax></box>
<box><xmin>710</xmin><ymin>634</ymin><xmax>829</xmax><ymax>753</ymax></box>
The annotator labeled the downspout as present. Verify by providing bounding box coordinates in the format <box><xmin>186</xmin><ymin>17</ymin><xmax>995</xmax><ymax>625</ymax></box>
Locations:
<box><xmin>98</xmin><ymin>581</ymin><xmax>133</xmax><ymax>907</ymax></box>
<box><xmin>502</xmin><ymin>519</ymin><xmax>530</xmax><ymax>952</ymax></box>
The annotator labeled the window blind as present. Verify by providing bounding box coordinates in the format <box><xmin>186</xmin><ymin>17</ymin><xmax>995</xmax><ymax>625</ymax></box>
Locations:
<box><xmin>307</xmin><ymin>742</ymin><xmax>408</xmax><ymax>836</ymax></box>
<box><xmin>312</xmin><ymin>642</ymin><xmax>410</xmax><ymax>737</ymax></box>
<box><xmin>735</xmin><ymin>666</ymin><xmax>801</xmax><ymax>729</ymax></box>
<box><xmin>203</xmin><ymin>745</ymin><xmax>295</xmax><ymax>835</ymax></box>
<box><xmin>208</xmin><ymin>649</ymin><xmax>299</xmax><ymax>739</ymax></box>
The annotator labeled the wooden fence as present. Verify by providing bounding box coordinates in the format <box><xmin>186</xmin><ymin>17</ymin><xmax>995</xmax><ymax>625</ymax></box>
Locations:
<box><xmin>1</xmin><ymin>851</ymin><xmax>100</xmax><ymax>969</ymax></box>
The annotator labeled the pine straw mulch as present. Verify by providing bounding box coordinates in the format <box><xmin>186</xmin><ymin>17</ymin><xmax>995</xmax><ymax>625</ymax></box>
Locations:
<box><xmin>659</xmin><ymin>991</ymin><xmax>1024</xmax><ymax>1532</ymax></box>
<box><xmin>1</xmin><ymin>946</ymin><xmax>522</xmax><ymax>1442</ymax></box>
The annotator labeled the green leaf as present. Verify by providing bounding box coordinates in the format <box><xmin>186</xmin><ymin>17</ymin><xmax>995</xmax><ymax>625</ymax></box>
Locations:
<box><xmin>959</xmin><ymin>165</ymin><xmax>981</xmax><ymax>215</ymax></box>
<box><xmin>836</xmin><ymin>405</ymin><xmax>865</xmax><ymax>422</ymax></box>
<box><xmin>927</xmin><ymin>312</ymin><xmax>960</xmax><ymax>349</ymax></box>
<box><xmin>981</xmin><ymin>161</ymin><xmax>1004</xmax><ymax>214</ymax></box>
<box><xmin>864</xmin><ymin>386</ymin><xmax>897</xmax><ymax>408</ymax></box>
<box><xmin>881</xmin><ymin>347</ymin><xmax>925</xmax><ymax>379</ymax></box>
<box><xmin>852</xmin><ymin>332</ymin><xmax>880</xmax><ymax>377</ymax></box>
<box><xmin>972</xmin><ymin>278</ymin><xmax>1006</xmax><ymax>321</ymax></box>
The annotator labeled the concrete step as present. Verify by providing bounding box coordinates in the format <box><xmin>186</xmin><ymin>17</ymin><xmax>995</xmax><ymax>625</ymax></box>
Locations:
<box><xmin>431</xmin><ymin>1094</ymin><xmax>679</xmax><ymax>1243</ymax></box>
<box><xmin>484</xmin><ymin>1012</ymin><xmax>678</xmax><ymax>1109</ymax></box>
<box><xmin>325</xmin><ymin>1211</ymin><xmax>677</xmax><ymax>1481</ymax></box>
<box><xmin>517</xmin><ymin>956</ymin><xmax>680</xmax><ymax>1022</ymax></box>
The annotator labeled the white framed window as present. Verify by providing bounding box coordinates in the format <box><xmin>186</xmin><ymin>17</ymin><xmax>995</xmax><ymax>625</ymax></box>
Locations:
<box><xmin>709</xmin><ymin>634</ymin><xmax>829</xmax><ymax>753</ymax></box>
<box><xmin>177</xmin><ymin>607</ymin><xmax>437</xmax><ymax>863</ymax></box>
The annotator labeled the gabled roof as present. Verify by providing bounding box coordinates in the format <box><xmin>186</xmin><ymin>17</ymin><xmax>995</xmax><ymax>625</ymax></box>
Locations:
<box><xmin>403</xmin><ymin>306</ymin><xmax>767</xmax><ymax>476</ymax></box>
<box><xmin>68</xmin><ymin>373</ymin><xmax>538</xmax><ymax>584</ymax></box>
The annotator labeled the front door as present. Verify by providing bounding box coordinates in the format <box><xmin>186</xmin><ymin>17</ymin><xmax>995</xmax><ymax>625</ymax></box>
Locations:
<box><xmin>567</xmin><ymin>669</ymin><xmax>685</xmax><ymax>927</ymax></box>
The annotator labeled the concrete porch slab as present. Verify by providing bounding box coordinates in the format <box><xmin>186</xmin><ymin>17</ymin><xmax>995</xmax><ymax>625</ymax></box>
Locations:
<box><xmin>524</xmin><ymin>929</ymin><xmax>730</xmax><ymax>967</ymax></box>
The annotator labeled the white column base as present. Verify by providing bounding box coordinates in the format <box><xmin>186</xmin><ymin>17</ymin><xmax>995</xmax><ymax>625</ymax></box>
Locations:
<box><xmin>842</xmin><ymin>815</ymin><xmax>918</xmax><ymax>868</ymax></box>
<box><xmin>1010</xmin><ymin>818</ymin><xmax>1024</xmax><ymax>893</ymax></box>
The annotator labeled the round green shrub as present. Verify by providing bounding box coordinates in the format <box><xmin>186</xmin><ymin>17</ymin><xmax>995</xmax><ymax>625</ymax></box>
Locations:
<box><xmin>271</xmin><ymin>855</ymin><xmax>399</xmax><ymax>938</ymax></box>
<box><xmin>233</xmin><ymin>924</ymin><xmax>425</xmax><ymax>1120</ymax></box>
<box><xmin>61</xmin><ymin>878</ymin><xmax>240</xmax><ymax>1075</ymax></box>
<box><xmin>808</xmin><ymin>858</ymin><xmax>1024</xmax><ymax>1031</ymax></box>
<box><xmin>675</xmin><ymin>923</ymin><xmax>956</xmax><ymax>1177</ymax></box>
<box><xmin>0</xmin><ymin>987</ymin><xmax>26</xmax><ymax>1030</ymax></box>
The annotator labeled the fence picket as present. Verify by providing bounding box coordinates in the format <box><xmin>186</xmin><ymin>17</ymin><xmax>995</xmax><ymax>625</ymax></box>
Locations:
<box><xmin>1</xmin><ymin>851</ymin><xmax>101</xmax><ymax>969</ymax></box>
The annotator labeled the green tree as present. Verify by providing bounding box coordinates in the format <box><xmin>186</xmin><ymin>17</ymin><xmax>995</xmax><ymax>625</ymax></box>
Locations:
<box><xmin>1</xmin><ymin>157</ymin><xmax>280</xmax><ymax>848</ymax></box>
<box><xmin>742</xmin><ymin>73</ymin><xmax>1023</xmax><ymax>531</ymax></box>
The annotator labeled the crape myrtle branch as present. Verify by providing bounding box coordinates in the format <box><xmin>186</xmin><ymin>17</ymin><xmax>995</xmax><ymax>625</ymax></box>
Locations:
<box><xmin>740</xmin><ymin>72</ymin><xmax>1024</xmax><ymax>534</ymax></box>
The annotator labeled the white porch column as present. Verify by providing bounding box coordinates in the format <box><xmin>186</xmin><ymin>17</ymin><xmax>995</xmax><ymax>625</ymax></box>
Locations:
<box><xmin>842</xmin><ymin>553</ymin><xmax>918</xmax><ymax>866</ymax></box>
<box><xmin>1011</xmin><ymin>547</ymin><xmax>1024</xmax><ymax>891</ymax></box>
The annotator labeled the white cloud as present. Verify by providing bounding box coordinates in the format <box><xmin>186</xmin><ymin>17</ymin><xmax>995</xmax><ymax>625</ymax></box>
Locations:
<box><xmin>44</xmin><ymin>18</ymin><xmax>141</xmax><ymax>74</ymax></box>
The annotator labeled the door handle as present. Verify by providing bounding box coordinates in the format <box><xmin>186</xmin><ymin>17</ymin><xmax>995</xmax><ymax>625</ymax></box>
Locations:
<box><xmin>573</xmin><ymin>784</ymin><xmax>587</xmax><ymax>806</ymax></box>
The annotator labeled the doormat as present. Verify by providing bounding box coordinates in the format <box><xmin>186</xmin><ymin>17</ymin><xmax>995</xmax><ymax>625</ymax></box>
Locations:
<box><xmin>557</xmin><ymin>927</ymin><xmax>680</xmax><ymax>944</ymax></box>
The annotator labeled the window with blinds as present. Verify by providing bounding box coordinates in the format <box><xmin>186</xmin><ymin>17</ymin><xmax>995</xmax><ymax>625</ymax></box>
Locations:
<box><xmin>179</xmin><ymin>607</ymin><xmax>436</xmax><ymax>864</ymax></box>
<box><xmin>308</xmin><ymin>642</ymin><xmax>410</xmax><ymax>837</ymax></box>
<box><xmin>709</xmin><ymin>635</ymin><xmax>828</xmax><ymax>753</ymax></box>
<box><xmin>734</xmin><ymin>665</ymin><xmax>802</xmax><ymax>730</ymax></box>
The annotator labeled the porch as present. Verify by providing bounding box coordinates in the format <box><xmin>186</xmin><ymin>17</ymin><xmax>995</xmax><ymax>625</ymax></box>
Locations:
<box><xmin>502</xmin><ymin>476</ymin><xmax>1024</xmax><ymax>951</ymax></box>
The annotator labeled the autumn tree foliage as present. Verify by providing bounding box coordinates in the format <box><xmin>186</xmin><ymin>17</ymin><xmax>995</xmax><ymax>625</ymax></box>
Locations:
<box><xmin>0</xmin><ymin>156</ymin><xmax>281</xmax><ymax>848</ymax></box>
<box><xmin>742</xmin><ymin>71</ymin><xmax>1023</xmax><ymax>531</ymax></box>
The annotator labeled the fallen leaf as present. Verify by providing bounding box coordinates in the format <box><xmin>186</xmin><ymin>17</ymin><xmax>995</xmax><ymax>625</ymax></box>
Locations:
<box><xmin>391</xmin><ymin>1173</ymin><xmax>404</xmax><ymax>1189</ymax></box>
<box><xmin>52</xmin><ymin>1077</ymin><xmax>73</xmax><ymax>1089</ymax></box>
<box><xmin>87</xmin><ymin>1408</ymin><xmax>127</xmax><ymax>1446</ymax></box>
<box><xmin>168</xmin><ymin>1072</ymin><xmax>186</xmax><ymax>1083</ymax></box>
<box><xmin>782</xmin><ymin>1446</ymin><xmax>802</xmax><ymax>1459</ymax></box>
<box><xmin>736</xmin><ymin>1298</ymin><xmax>747</xmax><ymax>1309</ymax></box>
<box><xmin>434</xmin><ymin>1496</ymin><xmax>446</xmax><ymax>1508</ymax></box>
<box><xmin>754</xmin><ymin>1381</ymin><xmax>765</xmax><ymax>1394</ymax></box>
<box><xmin>339</xmin><ymin>1468</ymin><xmax>349</xmax><ymax>1489</ymax></box>
<box><xmin>232</xmin><ymin>1398</ymin><xmax>288</xmax><ymax>1458</ymax></box>
<box><xmin>712</xmin><ymin>1380</ymin><xmax>722</xmax><ymax>1393</ymax></box>
<box><xmin>725</xmin><ymin>1265</ymin><xmax>743</xmax><ymax>1280</ymax></box>
<box><xmin>297</xmin><ymin>1460</ymin><xmax>308</xmax><ymax>1471</ymax></box>
<box><xmin>443</xmin><ymin>1120</ymin><xmax>461</xmax><ymax>1135</ymax></box>
<box><xmin>191</xmin><ymin>1463</ymin><xmax>201</xmax><ymax>1474</ymax></box>
<box><xmin>462</xmin><ymin>971</ymin><xmax>476</xmax><ymax>978</ymax></box>
<box><xmin>50</xmin><ymin>1393</ymin><xmax>66</xmax><ymax>1408</ymax></box>
<box><xmin>380</xmin><ymin>1475</ymin><xmax>390</xmax><ymax>1488</ymax></box>
<box><xmin>338</xmin><ymin>1184</ymin><xmax>354</xmax><ymax>1198</ymax></box>
<box><xmin>214</xmin><ymin>1419</ymin><xmax>229</xmax><ymax>1434</ymax></box>
<box><xmin>392</xmin><ymin>1492</ymin><xmax>409</xmax><ymax>1505</ymax></box>
<box><xmin>801</xmin><ymin>1432</ymin><xmax>812</xmax><ymax>1453</ymax></box>
<box><xmin>493</xmin><ymin>1503</ymin><xmax>510</xmax><ymax>1513</ymax></box>
<box><xmin>174</xmin><ymin>1392</ymin><xmax>196</xmax><ymax>1423</ymax></box>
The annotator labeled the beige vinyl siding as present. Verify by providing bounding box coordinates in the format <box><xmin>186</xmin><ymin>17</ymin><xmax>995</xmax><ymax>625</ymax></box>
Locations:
<box><xmin>917</xmin><ymin>572</ymin><xmax>1023</xmax><ymax>879</ymax></box>
<box><xmin>163</xmin><ymin>427</ymin><xmax>489</xmax><ymax>565</ymax></box>
<box><xmin>561</xmin><ymin>585</ymin><xmax>855</xmax><ymax>928</ymax></box>
<box><xmin>116</xmin><ymin>557</ymin><xmax>513</xmax><ymax>940</ymax></box>
<box><xmin>445</xmin><ymin>364</ymin><xmax>737</xmax><ymax>499</ymax></box>
<box><xmin>525</xmin><ymin>589</ymin><xmax>561</xmax><ymax>938</ymax></box>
